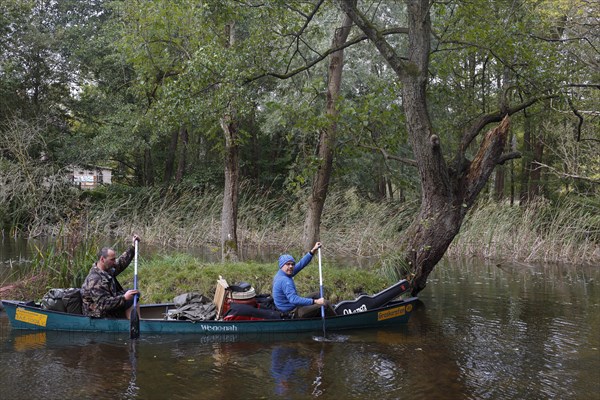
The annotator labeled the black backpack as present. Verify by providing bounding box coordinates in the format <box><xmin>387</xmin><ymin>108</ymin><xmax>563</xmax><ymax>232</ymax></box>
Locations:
<box><xmin>62</xmin><ymin>288</ymin><xmax>83</xmax><ymax>314</ymax></box>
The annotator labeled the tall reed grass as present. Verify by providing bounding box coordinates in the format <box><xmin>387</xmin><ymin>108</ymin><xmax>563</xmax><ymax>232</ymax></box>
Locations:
<box><xmin>0</xmin><ymin>227</ymin><xmax>98</xmax><ymax>300</ymax></box>
<box><xmin>448</xmin><ymin>198</ymin><xmax>599</xmax><ymax>265</ymax></box>
<box><xmin>29</xmin><ymin>228</ymin><xmax>98</xmax><ymax>289</ymax></box>
<box><xmin>1</xmin><ymin>184</ymin><xmax>417</xmax><ymax>300</ymax></box>
<box><xmin>80</xmin><ymin>183</ymin><xmax>418</xmax><ymax>258</ymax></box>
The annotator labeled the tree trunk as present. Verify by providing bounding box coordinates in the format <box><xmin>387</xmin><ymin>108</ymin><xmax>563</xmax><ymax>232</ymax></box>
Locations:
<box><xmin>510</xmin><ymin>133</ymin><xmax>516</xmax><ymax>206</ymax></box>
<box><xmin>494</xmin><ymin>164</ymin><xmax>505</xmax><ymax>201</ymax></box>
<box><xmin>163</xmin><ymin>128</ymin><xmax>179</xmax><ymax>184</ymax></box>
<box><xmin>175</xmin><ymin>126</ymin><xmax>188</xmax><ymax>183</ymax></box>
<box><xmin>376</xmin><ymin>173</ymin><xmax>387</xmax><ymax>200</ymax></box>
<box><xmin>144</xmin><ymin>144</ymin><xmax>154</xmax><ymax>186</ymax></box>
<box><xmin>302</xmin><ymin>8</ymin><xmax>353</xmax><ymax>250</ymax></box>
<box><xmin>405</xmin><ymin>117</ymin><xmax>510</xmax><ymax>295</ymax></box>
<box><xmin>373</xmin><ymin>134</ymin><xmax>387</xmax><ymax>200</ymax></box>
<box><xmin>220</xmin><ymin>22</ymin><xmax>239</xmax><ymax>262</ymax></box>
<box><xmin>520</xmin><ymin>112</ymin><xmax>532</xmax><ymax>204</ymax></box>
<box><xmin>338</xmin><ymin>0</ymin><xmax>513</xmax><ymax>295</ymax></box>
<box><xmin>221</xmin><ymin>114</ymin><xmax>239</xmax><ymax>262</ymax></box>
<box><xmin>247</xmin><ymin>107</ymin><xmax>261</xmax><ymax>182</ymax></box>
<box><xmin>528</xmin><ymin>135</ymin><xmax>544</xmax><ymax>200</ymax></box>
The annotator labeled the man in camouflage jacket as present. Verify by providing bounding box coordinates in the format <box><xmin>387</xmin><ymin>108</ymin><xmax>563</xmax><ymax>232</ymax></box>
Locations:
<box><xmin>81</xmin><ymin>235</ymin><xmax>140</xmax><ymax>318</ymax></box>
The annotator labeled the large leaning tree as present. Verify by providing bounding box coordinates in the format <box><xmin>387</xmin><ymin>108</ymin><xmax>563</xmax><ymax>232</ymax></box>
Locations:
<box><xmin>336</xmin><ymin>0</ymin><xmax>558</xmax><ymax>295</ymax></box>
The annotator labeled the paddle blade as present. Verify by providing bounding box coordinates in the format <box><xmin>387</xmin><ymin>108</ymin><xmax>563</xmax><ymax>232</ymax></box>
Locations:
<box><xmin>130</xmin><ymin>297</ymin><xmax>140</xmax><ymax>339</ymax></box>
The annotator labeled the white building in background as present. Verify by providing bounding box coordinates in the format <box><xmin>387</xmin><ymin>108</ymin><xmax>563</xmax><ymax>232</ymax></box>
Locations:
<box><xmin>70</xmin><ymin>166</ymin><xmax>112</xmax><ymax>189</ymax></box>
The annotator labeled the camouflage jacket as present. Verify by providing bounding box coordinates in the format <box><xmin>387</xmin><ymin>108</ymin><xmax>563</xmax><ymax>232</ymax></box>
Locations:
<box><xmin>81</xmin><ymin>246</ymin><xmax>135</xmax><ymax>318</ymax></box>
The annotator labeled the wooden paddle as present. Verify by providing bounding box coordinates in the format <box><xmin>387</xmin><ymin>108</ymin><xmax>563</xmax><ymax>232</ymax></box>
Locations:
<box><xmin>130</xmin><ymin>240</ymin><xmax>140</xmax><ymax>339</ymax></box>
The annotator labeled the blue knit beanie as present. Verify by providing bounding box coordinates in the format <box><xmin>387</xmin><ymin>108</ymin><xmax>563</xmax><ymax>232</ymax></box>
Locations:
<box><xmin>278</xmin><ymin>254</ymin><xmax>295</xmax><ymax>269</ymax></box>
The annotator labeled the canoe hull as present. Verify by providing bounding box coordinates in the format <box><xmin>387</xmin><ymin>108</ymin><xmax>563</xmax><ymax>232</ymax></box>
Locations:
<box><xmin>1</xmin><ymin>298</ymin><xmax>418</xmax><ymax>335</ymax></box>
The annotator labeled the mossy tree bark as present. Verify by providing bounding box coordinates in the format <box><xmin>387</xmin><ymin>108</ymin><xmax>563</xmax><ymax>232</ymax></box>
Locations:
<box><xmin>303</xmin><ymin>6</ymin><xmax>354</xmax><ymax>250</ymax></box>
<box><xmin>220</xmin><ymin>22</ymin><xmax>239</xmax><ymax>262</ymax></box>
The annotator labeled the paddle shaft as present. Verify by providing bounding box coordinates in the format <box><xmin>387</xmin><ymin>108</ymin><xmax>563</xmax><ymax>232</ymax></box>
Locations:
<box><xmin>318</xmin><ymin>247</ymin><xmax>326</xmax><ymax>337</ymax></box>
<box><xmin>133</xmin><ymin>240</ymin><xmax>138</xmax><ymax>305</ymax></box>
<box><xmin>318</xmin><ymin>248</ymin><xmax>324</xmax><ymax>317</ymax></box>
<box><xmin>130</xmin><ymin>240</ymin><xmax>140</xmax><ymax>339</ymax></box>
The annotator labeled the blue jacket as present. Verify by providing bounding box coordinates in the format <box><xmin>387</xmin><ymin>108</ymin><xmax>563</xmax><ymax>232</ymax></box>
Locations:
<box><xmin>272</xmin><ymin>252</ymin><xmax>314</xmax><ymax>312</ymax></box>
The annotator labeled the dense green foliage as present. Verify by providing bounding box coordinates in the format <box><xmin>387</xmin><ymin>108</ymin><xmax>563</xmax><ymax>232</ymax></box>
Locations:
<box><xmin>1</xmin><ymin>1</ymin><xmax>598</xmax><ymax>277</ymax></box>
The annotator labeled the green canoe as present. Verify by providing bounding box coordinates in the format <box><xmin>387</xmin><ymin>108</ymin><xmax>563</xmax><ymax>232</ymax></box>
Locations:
<box><xmin>1</xmin><ymin>297</ymin><xmax>418</xmax><ymax>335</ymax></box>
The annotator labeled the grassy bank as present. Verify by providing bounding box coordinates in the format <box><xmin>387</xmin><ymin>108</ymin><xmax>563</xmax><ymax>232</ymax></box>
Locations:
<box><xmin>117</xmin><ymin>253</ymin><xmax>395</xmax><ymax>304</ymax></box>
<box><xmin>1</xmin><ymin>252</ymin><xmax>396</xmax><ymax>304</ymax></box>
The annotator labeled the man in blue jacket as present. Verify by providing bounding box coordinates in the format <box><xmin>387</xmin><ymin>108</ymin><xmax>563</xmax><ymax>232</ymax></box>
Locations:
<box><xmin>273</xmin><ymin>241</ymin><xmax>332</xmax><ymax>318</ymax></box>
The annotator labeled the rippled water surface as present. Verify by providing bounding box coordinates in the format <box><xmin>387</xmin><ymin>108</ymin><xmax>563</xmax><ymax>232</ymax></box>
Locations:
<box><xmin>1</xmin><ymin>260</ymin><xmax>598</xmax><ymax>399</ymax></box>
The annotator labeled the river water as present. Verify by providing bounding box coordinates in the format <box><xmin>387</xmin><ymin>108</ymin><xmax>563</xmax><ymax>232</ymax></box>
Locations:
<box><xmin>0</xmin><ymin>240</ymin><xmax>599</xmax><ymax>399</ymax></box>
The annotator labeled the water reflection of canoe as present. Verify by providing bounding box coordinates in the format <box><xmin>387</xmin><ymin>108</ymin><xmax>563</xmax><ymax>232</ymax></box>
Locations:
<box><xmin>1</xmin><ymin>297</ymin><xmax>417</xmax><ymax>335</ymax></box>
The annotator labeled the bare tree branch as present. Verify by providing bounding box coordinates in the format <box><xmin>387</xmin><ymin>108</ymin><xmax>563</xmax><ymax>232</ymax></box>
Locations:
<box><xmin>533</xmin><ymin>161</ymin><xmax>600</xmax><ymax>185</ymax></box>
<box><xmin>459</xmin><ymin>94</ymin><xmax>557</xmax><ymax>158</ymax></box>
<box><xmin>282</xmin><ymin>0</ymin><xmax>326</xmax><ymax>72</ymax></box>
<box><xmin>336</xmin><ymin>0</ymin><xmax>410</xmax><ymax>79</ymax></box>
<box><xmin>247</xmin><ymin>27</ymin><xmax>408</xmax><ymax>82</ymax></box>
<box><xmin>567</xmin><ymin>97</ymin><xmax>585</xmax><ymax>142</ymax></box>
<box><xmin>497</xmin><ymin>151</ymin><xmax>521</xmax><ymax>165</ymax></box>
<box><xmin>528</xmin><ymin>33</ymin><xmax>600</xmax><ymax>56</ymax></box>
<box><xmin>564</xmin><ymin>83</ymin><xmax>600</xmax><ymax>90</ymax></box>
<box><xmin>359</xmin><ymin>143</ymin><xmax>418</xmax><ymax>167</ymax></box>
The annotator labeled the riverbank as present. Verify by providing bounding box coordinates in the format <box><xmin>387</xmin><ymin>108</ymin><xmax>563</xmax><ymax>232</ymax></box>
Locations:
<box><xmin>1</xmin><ymin>188</ymin><xmax>598</xmax><ymax>301</ymax></box>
